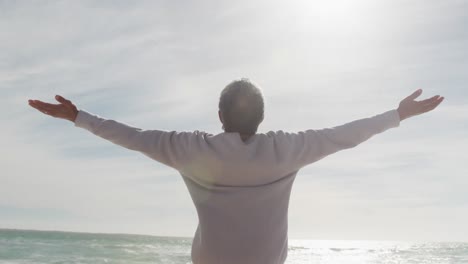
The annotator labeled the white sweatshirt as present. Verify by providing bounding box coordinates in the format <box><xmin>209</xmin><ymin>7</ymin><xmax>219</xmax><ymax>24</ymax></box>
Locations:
<box><xmin>74</xmin><ymin>108</ymin><xmax>401</xmax><ymax>264</ymax></box>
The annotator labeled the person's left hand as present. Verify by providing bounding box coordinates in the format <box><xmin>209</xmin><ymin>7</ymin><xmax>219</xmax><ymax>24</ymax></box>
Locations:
<box><xmin>28</xmin><ymin>95</ymin><xmax>79</xmax><ymax>122</ymax></box>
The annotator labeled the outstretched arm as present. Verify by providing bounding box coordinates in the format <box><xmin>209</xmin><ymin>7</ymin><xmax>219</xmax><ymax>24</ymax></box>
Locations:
<box><xmin>28</xmin><ymin>95</ymin><xmax>200</xmax><ymax>170</ymax></box>
<box><xmin>284</xmin><ymin>89</ymin><xmax>444</xmax><ymax>169</ymax></box>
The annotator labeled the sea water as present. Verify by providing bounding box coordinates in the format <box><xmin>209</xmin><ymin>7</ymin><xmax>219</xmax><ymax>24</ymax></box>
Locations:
<box><xmin>1</xmin><ymin>229</ymin><xmax>467</xmax><ymax>264</ymax></box>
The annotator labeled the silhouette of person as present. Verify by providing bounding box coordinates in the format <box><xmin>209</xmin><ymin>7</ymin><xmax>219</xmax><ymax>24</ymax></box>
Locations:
<box><xmin>28</xmin><ymin>78</ymin><xmax>444</xmax><ymax>264</ymax></box>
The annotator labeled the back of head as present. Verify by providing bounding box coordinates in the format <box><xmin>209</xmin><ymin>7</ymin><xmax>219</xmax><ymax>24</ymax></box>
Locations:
<box><xmin>218</xmin><ymin>78</ymin><xmax>265</xmax><ymax>135</ymax></box>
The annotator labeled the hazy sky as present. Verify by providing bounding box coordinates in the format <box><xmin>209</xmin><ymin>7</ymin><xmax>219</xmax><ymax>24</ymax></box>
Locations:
<box><xmin>1</xmin><ymin>0</ymin><xmax>467</xmax><ymax>242</ymax></box>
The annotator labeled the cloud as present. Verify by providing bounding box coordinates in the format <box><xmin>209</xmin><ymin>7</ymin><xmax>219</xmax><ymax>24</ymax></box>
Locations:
<box><xmin>1</xmin><ymin>0</ymin><xmax>467</xmax><ymax>241</ymax></box>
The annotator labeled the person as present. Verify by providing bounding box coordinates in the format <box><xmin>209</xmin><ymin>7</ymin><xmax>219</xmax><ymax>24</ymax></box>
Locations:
<box><xmin>28</xmin><ymin>78</ymin><xmax>444</xmax><ymax>264</ymax></box>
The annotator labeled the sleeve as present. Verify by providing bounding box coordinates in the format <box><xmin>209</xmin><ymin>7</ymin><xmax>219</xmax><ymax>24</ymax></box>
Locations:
<box><xmin>278</xmin><ymin>109</ymin><xmax>401</xmax><ymax>170</ymax></box>
<box><xmin>74</xmin><ymin>109</ymin><xmax>201</xmax><ymax>170</ymax></box>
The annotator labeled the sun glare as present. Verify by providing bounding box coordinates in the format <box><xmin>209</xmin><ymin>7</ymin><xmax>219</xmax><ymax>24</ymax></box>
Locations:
<box><xmin>289</xmin><ymin>0</ymin><xmax>378</xmax><ymax>34</ymax></box>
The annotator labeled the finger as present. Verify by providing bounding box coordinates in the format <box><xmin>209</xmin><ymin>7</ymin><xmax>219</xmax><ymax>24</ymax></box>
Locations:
<box><xmin>30</xmin><ymin>104</ymin><xmax>54</xmax><ymax>115</ymax></box>
<box><xmin>29</xmin><ymin>101</ymin><xmax>60</xmax><ymax>114</ymax></box>
<box><xmin>29</xmin><ymin>100</ymin><xmax>59</xmax><ymax>108</ymax></box>
<box><xmin>29</xmin><ymin>101</ymin><xmax>58</xmax><ymax>111</ymax></box>
<box><xmin>422</xmin><ymin>97</ymin><xmax>444</xmax><ymax>112</ymax></box>
<box><xmin>28</xmin><ymin>100</ymin><xmax>44</xmax><ymax>110</ymax></box>
<box><xmin>55</xmin><ymin>95</ymin><xmax>72</xmax><ymax>105</ymax></box>
<box><xmin>405</xmin><ymin>89</ymin><xmax>423</xmax><ymax>101</ymax></box>
<box><xmin>419</xmin><ymin>95</ymin><xmax>440</xmax><ymax>105</ymax></box>
<box><xmin>29</xmin><ymin>104</ymin><xmax>52</xmax><ymax>114</ymax></box>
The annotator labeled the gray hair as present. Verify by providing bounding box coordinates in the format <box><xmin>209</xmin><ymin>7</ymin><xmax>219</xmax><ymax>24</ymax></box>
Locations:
<box><xmin>218</xmin><ymin>78</ymin><xmax>265</xmax><ymax>135</ymax></box>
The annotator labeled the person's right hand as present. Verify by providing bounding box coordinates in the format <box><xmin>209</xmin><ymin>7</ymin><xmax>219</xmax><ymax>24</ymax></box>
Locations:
<box><xmin>28</xmin><ymin>95</ymin><xmax>79</xmax><ymax>122</ymax></box>
<box><xmin>397</xmin><ymin>89</ymin><xmax>444</xmax><ymax>121</ymax></box>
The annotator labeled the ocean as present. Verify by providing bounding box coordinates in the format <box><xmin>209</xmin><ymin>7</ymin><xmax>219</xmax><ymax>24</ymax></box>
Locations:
<box><xmin>1</xmin><ymin>229</ymin><xmax>467</xmax><ymax>264</ymax></box>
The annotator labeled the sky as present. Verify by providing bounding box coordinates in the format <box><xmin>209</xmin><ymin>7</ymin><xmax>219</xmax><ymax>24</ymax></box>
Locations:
<box><xmin>1</xmin><ymin>0</ymin><xmax>467</xmax><ymax>242</ymax></box>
